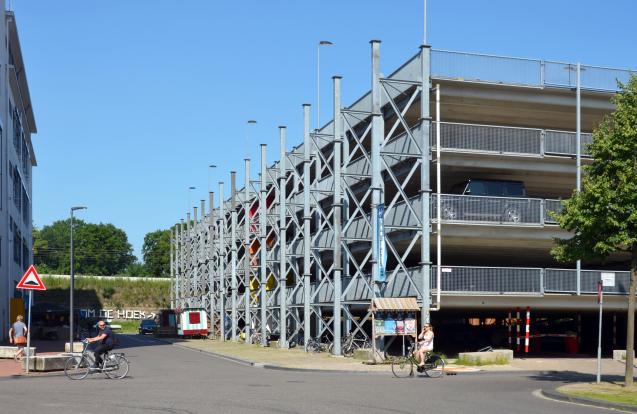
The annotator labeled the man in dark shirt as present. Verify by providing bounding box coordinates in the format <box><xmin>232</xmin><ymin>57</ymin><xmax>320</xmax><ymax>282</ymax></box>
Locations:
<box><xmin>86</xmin><ymin>320</ymin><xmax>115</xmax><ymax>369</ymax></box>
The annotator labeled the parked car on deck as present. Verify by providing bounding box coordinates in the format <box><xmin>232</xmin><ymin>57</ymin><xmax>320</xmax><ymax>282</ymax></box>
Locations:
<box><xmin>440</xmin><ymin>179</ymin><xmax>530</xmax><ymax>223</ymax></box>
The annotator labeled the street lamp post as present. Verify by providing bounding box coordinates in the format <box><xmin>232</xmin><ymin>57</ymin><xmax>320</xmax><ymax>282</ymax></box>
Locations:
<box><xmin>208</xmin><ymin>165</ymin><xmax>217</xmax><ymax>192</ymax></box>
<box><xmin>246</xmin><ymin>120</ymin><xmax>257</xmax><ymax>160</ymax></box>
<box><xmin>317</xmin><ymin>40</ymin><xmax>333</xmax><ymax>129</ymax></box>
<box><xmin>187</xmin><ymin>186</ymin><xmax>196</xmax><ymax>214</ymax></box>
<box><xmin>69</xmin><ymin>206</ymin><xmax>87</xmax><ymax>353</ymax></box>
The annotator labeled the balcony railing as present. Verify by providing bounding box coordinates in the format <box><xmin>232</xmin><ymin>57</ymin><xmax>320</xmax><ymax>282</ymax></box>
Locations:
<box><xmin>432</xmin><ymin>50</ymin><xmax>636</xmax><ymax>92</ymax></box>
<box><xmin>431</xmin><ymin>122</ymin><xmax>592</xmax><ymax>158</ymax></box>
<box><xmin>544</xmin><ymin>199</ymin><xmax>564</xmax><ymax>225</ymax></box>
<box><xmin>545</xmin><ymin>269</ymin><xmax>631</xmax><ymax>295</ymax></box>
<box><xmin>432</xmin><ymin>194</ymin><xmax>543</xmax><ymax>225</ymax></box>
<box><xmin>431</xmin><ymin>266</ymin><xmax>542</xmax><ymax>295</ymax></box>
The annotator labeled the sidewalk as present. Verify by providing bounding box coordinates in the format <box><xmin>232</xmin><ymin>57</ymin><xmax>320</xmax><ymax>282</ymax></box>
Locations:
<box><xmin>169</xmin><ymin>338</ymin><xmax>632</xmax><ymax>376</ymax></box>
<box><xmin>0</xmin><ymin>339</ymin><xmax>67</xmax><ymax>378</ymax></box>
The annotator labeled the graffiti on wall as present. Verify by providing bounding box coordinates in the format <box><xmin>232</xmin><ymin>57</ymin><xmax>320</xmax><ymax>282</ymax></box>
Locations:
<box><xmin>80</xmin><ymin>308</ymin><xmax>156</xmax><ymax>320</ymax></box>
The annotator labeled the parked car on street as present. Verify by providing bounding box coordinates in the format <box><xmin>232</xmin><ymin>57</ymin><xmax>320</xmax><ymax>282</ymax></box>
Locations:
<box><xmin>440</xmin><ymin>179</ymin><xmax>531</xmax><ymax>223</ymax></box>
<box><xmin>139</xmin><ymin>319</ymin><xmax>158</xmax><ymax>335</ymax></box>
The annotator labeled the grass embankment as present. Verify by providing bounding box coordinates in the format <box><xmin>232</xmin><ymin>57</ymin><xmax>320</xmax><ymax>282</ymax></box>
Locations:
<box><xmin>41</xmin><ymin>276</ymin><xmax>170</xmax><ymax>309</ymax></box>
<box><xmin>111</xmin><ymin>320</ymin><xmax>140</xmax><ymax>334</ymax></box>
<box><xmin>455</xmin><ymin>354</ymin><xmax>509</xmax><ymax>366</ymax></box>
<box><xmin>557</xmin><ymin>382</ymin><xmax>637</xmax><ymax>407</ymax></box>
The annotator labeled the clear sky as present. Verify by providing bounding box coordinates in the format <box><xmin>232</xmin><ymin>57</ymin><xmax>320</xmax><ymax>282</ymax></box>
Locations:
<box><xmin>15</xmin><ymin>0</ymin><xmax>637</xmax><ymax>259</ymax></box>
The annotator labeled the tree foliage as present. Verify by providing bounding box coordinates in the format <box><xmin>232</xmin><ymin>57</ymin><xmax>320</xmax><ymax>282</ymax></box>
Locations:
<box><xmin>142</xmin><ymin>229</ymin><xmax>171</xmax><ymax>277</ymax></box>
<box><xmin>551</xmin><ymin>76</ymin><xmax>637</xmax><ymax>386</ymax></box>
<box><xmin>33</xmin><ymin>219</ymin><xmax>136</xmax><ymax>276</ymax></box>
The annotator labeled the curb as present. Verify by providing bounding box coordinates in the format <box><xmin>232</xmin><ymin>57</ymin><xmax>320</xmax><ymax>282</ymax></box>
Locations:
<box><xmin>166</xmin><ymin>340</ymin><xmax>483</xmax><ymax>376</ymax></box>
<box><xmin>540</xmin><ymin>388</ymin><xmax>637</xmax><ymax>413</ymax></box>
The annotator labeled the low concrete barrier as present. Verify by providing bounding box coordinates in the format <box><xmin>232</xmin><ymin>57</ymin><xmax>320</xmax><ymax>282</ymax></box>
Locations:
<box><xmin>64</xmin><ymin>342</ymin><xmax>85</xmax><ymax>353</ymax></box>
<box><xmin>613</xmin><ymin>350</ymin><xmax>635</xmax><ymax>361</ymax></box>
<box><xmin>353</xmin><ymin>349</ymin><xmax>374</xmax><ymax>361</ymax></box>
<box><xmin>0</xmin><ymin>346</ymin><xmax>36</xmax><ymax>358</ymax></box>
<box><xmin>23</xmin><ymin>354</ymin><xmax>68</xmax><ymax>371</ymax></box>
<box><xmin>457</xmin><ymin>349</ymin><xmax>513</xmax><ymax>365</ymax></box>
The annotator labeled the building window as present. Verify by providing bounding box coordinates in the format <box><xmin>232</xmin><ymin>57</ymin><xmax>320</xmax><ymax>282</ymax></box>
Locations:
<box><xmin>12</xmin><ymin>220</ymin><xmax>21</xmax><ymax>265</ymax></box>
<box><xmin>12</xmin><ymin>165</ymin><xmax>21</xmax><ymax>213</ymax></box>
<box><xmin>22</xmin><ymin>185</ymin><xmax>28</xmax><ymax>223</ymax></box>
<box><xmin>22</xmin><ymin>241</ymin><xmax>29</xmax><ymax>270</ymax></box>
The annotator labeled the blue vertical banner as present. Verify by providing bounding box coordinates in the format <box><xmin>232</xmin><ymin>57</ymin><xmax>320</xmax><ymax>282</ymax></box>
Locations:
<box><xmin>377</xmin><ymin>203</ymin><xmax>387</xmax><ymax>282</ymax></box>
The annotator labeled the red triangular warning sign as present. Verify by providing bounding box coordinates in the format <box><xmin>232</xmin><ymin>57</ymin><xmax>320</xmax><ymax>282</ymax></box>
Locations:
<box><xmin>16</xmin><ymin>265</ymin><xmax>46</xmax><ymax>291</ymax></box>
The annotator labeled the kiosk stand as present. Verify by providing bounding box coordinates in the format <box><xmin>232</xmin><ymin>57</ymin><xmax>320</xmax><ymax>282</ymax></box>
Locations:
<box><xmin>370</xmin><ymin>297</ymin><xmax>420</xmax><ymax>362</ymax></box>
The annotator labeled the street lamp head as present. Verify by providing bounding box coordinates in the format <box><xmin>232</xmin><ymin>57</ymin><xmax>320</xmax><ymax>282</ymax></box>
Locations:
<box><xmin>188</xmin><ymin>186</ymin><xmax>196</xmax><ymax>190</ymax></box>
<box><xmin>319</xmin><ymin>40</ymin><xmax>333</xmax><ymax>46</ymax></box>
<box><xmin>71</xmin><ymin>206</ymin><xmax>87</xmax><ymax>212</ymax></box>
<box><xmin>247</xmin><ymin>120</ymin><xmax>257</xmax><ymax>124</ymax></box>
<box><xmin>209</xmin><ymin>164</ymin><xmax>217</xmax><ymax>168</ymax></box>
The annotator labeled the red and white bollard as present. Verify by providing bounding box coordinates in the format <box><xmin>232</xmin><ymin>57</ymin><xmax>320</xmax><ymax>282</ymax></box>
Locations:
<box><xmin>508</xmin><ymin>311</ymin><xmax>512</xmax><ymax>349</ymax></box>
<box><xmin>516</xmin><ymin>307</ymin><xmax>521</xmax><ymax>352</ymax></box>
<box><xmin>525</xmin><ymin>307</ymin><xmax>531</xmax><ymax>355</ymax></box>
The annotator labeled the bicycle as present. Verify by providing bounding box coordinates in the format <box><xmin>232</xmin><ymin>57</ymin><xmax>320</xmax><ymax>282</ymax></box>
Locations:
<box><xmin>64</xmin><ymin>339</ymin><xmax>129</xmax><ymax>380</ymax></box>
<box><xmin>305</xmin><ymin>337</ymin><xmax>333</xmax><ymax>353</ymax></box>
<box><xmin>341</xmin><ymin>333</ymin><xmax>371</xmax><ymax>357</ymax></box>
<box><xmin>391</xmin><ymin>344</ymin><xmax>445</xmax><ymax>378</ymax></box>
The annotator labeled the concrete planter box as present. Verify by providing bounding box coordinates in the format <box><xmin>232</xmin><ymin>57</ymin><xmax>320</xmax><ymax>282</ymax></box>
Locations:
<box><xmin>458</xmin><ymin>349</ymin><xmax>513</xmax><ymax>365</ymax></box>
<box><xmin>64</xmin><ymin>342</ymin><xmax>85</xmax><ymax>353</ymax></box>
<box><xmin>353</xmin><ymin>349</ymin><xmax>374</xmax><ymax>361</ymax></box>
<box><xmin>23</xmin><ymin>355</ymin><xmax>68</xmax><ymax>371</ymax></box>
<box><xmin>613</xmin><ymin>350</ymin><xmax>635</xmax><ymax>361</ymax></box>
<box><xmin>0</xmin><ymin>346</ymin><xmax>36</xmax><ymax>358</ymax></box>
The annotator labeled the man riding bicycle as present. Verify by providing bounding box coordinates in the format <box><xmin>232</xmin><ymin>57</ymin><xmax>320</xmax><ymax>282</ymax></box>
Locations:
<box><xmin>86</xmin><ymin>320</ymin><xmax>115</xmax><ymax>369</ymax></box>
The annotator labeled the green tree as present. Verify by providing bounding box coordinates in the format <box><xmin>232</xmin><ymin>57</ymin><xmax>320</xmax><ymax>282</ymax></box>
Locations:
<box><xmin>33</xmin><ymin>219</ymin><xmax>136</xmax><ymax>276</ymax></box>
<box><xmin>142</xmin><ymin>229</ymin><xmax>171</xmax><ymax>277</ymax></box>
<box><xmin>551</xmin><ymin>76</ymin><xmax>637</xmax><ymax>386</ymax></box>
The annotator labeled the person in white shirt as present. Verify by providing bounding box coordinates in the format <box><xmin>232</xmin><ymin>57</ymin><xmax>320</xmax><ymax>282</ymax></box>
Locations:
<box><xmin>414</xmin><ymin>323</ymin><xmax>434</xmax><ymax>367</ymax></box>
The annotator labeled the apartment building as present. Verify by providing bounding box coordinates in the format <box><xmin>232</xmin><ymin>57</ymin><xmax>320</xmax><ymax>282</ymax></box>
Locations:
<box><xmin>174</xmin><ymin>43</ymin><xmax>635</xmax><ymax>355</ymax></box>
<box><xmin>0</xmin><ymin>7</ymin><xmax>36</xmax><ymax>340</ymax></box>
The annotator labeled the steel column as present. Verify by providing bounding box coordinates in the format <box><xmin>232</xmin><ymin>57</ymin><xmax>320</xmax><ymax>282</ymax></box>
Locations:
<box><xmin>218</xmin><ymin>183</ymin><xmax>226</xmax><ymax>341</ymax></box>
<box><xmin>420</xmin><ymin>44</ymin><xmax>432</xmax><ymax>325</ymax></box>
<box><xmin>302</xmin><ymin>104</ymin><xmax>312</xmax><ymax>348</ymax></box>
<box><xmin>259</xmin><ymin>144</ymin><xmax>268</xmax><ymax>346</ymax></box>
<box><xmin>231</xmin><ymin>172</ymin><xmax>238</xmax><ymax>340</ymax></box>
<box><xmin>279</xmin><ymin>126</ymin><xmax>288</xmax><ymax>348</ymax></box>
<box><xmin>332</xmin><ymin>76</ymin><xmax>343</xmax><ymax>356</ymax></box>
<box><xmin>244</xmin><ymin>160</ymin><xmax>252</xmax><ymax>343</ymax></box>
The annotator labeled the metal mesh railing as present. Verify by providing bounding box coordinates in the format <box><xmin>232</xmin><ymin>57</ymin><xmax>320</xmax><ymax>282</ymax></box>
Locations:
<box><xmin>431</xmin><ymin>266</ymin><xmax>542</xmax><ymax>295</ymax></box>
<box><xmin>545</xmin><ymin>269</ymin><xmax>632</xmax><ymax>294</ymax></box>
<box><xmin>432</xmin><ymin>122</ymin><xmax>542</xmax><ymax>155</ymax></box>
<box><xmin>431</xmin><ymin>50</ymin><xmax>635</xmax><ymax>92</ymax></box>
<box><xmin>545</xmin><ymin>130</ymin><xmax>593</xmax><ymax>156</ymax></box>
<box><xmin>431</xmin><ymin>50</ymin><xmax>542</xmax><ymax>87</ymax></box>
<box><xmin>432</xmin><ymin>194</ymin><xmax>543</xmax><ymax>225</ymax></box>
<box><xmin>544</xmin><ymin>199</ymin><xmax>564</xmax><ymax>224</ymax></box>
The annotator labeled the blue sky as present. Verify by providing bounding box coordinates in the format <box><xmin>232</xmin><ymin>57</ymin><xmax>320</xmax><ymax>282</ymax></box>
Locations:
<box><xmin>16</xmin><ymin>0</ymin><xmax>637</xmax><ymax>259</ymax></box>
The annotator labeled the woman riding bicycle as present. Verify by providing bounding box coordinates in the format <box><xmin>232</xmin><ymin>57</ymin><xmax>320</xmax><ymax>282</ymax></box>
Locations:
<box><xmin>414</xmin><ymin>323</ymin><xmax>434</xmax><ymax>367</ymax></box>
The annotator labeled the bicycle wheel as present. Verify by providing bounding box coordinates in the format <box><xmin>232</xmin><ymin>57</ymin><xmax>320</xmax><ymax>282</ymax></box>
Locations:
<box><xmin>424</xmin><ymin>355</ymin><xmax>445</xmax><ymax>378</ymax></box>
<box><xmin>104</xmin><ymin>355</ymin><xmax>129</xmax><ymax>379</ymax></box>
<box><xmin>64</xmin><ymin>356</ymin><xmax>91</xmax><ymax>380</ymax></box>
<box><xmin>391</xmin><ymin>357</ymin><xmax>413</xmax><ymax>378</ymax></box>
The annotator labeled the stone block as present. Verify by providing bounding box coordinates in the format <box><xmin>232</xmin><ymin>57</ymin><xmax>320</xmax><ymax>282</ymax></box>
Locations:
<box><xmin>0</xmin><ymin>346</ymin><xmax>36</xmax><ymax>358</ymax></box>
<box><xmin>613</xmin><ymin>350</ymin><xmax>635</xmax><ymax>361</ymax></box>
<box><xmin>458</xmin><ymin>349</ymin><xmax>513</xmax><ymax>365</ymax></box>
<box><xmin>353</xmin><ymin>348</ymin><xmax>374</xmax><ymax>361</ymax></box>
<box><xmin>23</xmin><ymin>355</ymin><xmax>68</xmax><ymax>371</ymax></box>
<box><xmin>64</xmin><ymin>342</ymin><xmax>85</xmax><ymax>353</ymax></box>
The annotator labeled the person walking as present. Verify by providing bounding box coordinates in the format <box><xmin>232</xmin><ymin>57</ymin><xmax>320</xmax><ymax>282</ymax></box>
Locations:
<box><xmin>9</xmin><ymin>315</ymin><xmax>28</xmax><ymax>362</ymax></box>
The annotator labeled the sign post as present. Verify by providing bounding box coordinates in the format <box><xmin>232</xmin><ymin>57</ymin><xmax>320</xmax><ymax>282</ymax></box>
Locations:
<box><xmin>15</xmin><ymin>265</ymin><xmax>46</xmax><ymax>374</ymax></box>
<box><xmin>597</xmin><ymin>272</ymin><xmax>615</xmax><ymax>384</ymax></box>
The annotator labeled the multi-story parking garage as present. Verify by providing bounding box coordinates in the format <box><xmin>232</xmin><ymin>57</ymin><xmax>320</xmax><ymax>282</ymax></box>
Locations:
<box><xmin>172</xmin><ymin>41</ymin><xmax>636</xmax><ymax>356</ymax></box>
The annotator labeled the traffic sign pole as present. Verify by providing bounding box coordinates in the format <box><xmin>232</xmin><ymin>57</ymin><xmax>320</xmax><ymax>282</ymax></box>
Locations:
<box><xmin>597</xmin><ymin>280</ymin><xmax>603</xmax><ymax>384</ymax></box>
<box><xmin>25</xmin><ymin>290</ymin><xmax>32</xmax><ymax>374</ymax></box>
<box><xmin>15</xmin><ymin>265</ymin><xmax>46</xmax><ymax>375</ymax></box>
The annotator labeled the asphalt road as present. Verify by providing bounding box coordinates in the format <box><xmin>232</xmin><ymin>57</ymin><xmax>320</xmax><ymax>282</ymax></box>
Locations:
<box><xmin>0</xmin><ymin>335</ymin><xmax>609</xmax><ymax>414</ymax></box>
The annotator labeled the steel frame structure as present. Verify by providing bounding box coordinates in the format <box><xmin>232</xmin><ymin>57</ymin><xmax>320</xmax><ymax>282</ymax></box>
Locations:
<box><xmin>170</xmin><ymin>41</ymin><xmax>633</xmax><ymax>354</ymax></box>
